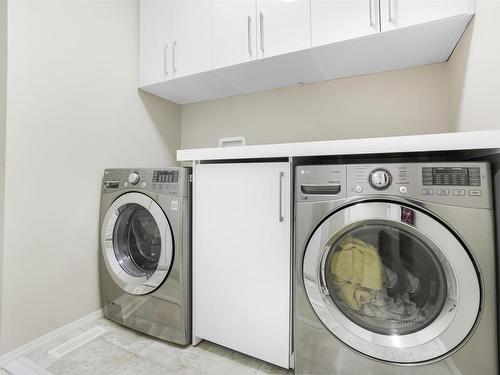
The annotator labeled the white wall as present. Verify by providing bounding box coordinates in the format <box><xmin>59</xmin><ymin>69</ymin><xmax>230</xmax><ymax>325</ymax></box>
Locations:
<box><xmin>448</xmin><ymin>0</ymin><xmax>500</xmax><ymax>131</ymax></box>
<box><xmin>181</xmin><ymin>63</ymin><xmax>451</xmax><ymax>149</ymax></box>
<box><xmin>0</xmin><ymin>0</ymin><xmax>181</xmax><ymax>354</ymax></box>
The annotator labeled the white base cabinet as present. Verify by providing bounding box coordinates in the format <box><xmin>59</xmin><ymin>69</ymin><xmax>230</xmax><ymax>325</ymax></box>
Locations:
<box><xmin>193</xmin><ymin>162</ymin><xmax>291</xmax><ymax>368</ymax></box>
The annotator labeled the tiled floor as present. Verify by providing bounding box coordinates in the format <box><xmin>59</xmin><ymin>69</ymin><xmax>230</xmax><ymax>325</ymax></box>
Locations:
<box><xmin>3</xmin><ymin>318</ymin><xmax>292</xmax><ymax>375</ymax></box>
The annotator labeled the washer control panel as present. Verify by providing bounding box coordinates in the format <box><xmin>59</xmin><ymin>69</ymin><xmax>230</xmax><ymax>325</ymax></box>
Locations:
<box><xmin>102</xmin><ymin>168</ymin><xmax>191</xmax><ymax>197</ymax></box>
<box><xmin>347</xmin><ymin>162</ymin><xmax>491</xmax><ymax>209</ymax></box>
<box><xmin>296</xmin><ymin>163</ymin><xmax>491</xmax><ymax>209</ymax></box>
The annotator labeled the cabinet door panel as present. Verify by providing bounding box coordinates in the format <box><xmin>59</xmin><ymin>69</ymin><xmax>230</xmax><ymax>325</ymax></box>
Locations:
<box><xmin>380</xmin><ymin>0</ymin><xmax>473</xmax><ymax>31</ymax></box>
<box><xmin>139</xmin><ymin>0</ymin><xmax>174</xmax><ymax>86</ymax></box>
<box><xmin>213</xmin><ymin>1</ymin><xmax>257</xmax><ymax>69</ymax></box>
<box><xmin>311</xmin><ymin>0</ymin><xmax>379</xmax><ymax>47</ymax></box>
<box><xmin>172</xmin><ymin>0</ymin><xmax>212</xmax><ymax>78</ymax></box>
<box><xmin>257</xmin><ymin>0</ymin><xmax>311</xmax><ymax>59</ymax></box>
<box><xmin>193</xmin><ymin>163</ymin><xmax>291</xmax><ymax>368</ymax></box>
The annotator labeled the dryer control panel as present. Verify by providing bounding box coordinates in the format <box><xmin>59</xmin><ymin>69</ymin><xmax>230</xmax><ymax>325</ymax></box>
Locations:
<box><xmin>102</xmin><ymin>168</ymin><xmax>191</xmax><ymax>197</ymax></box>
<box><xmin>296</xmin><ymin>162</ymin><xmax>492</xmax><ymax>209</ymax></box>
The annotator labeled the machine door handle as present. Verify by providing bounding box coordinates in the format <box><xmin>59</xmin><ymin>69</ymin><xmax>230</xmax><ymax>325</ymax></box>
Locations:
<box><xmin>301</xmin><ymin>184</ymin><xmax>342</xmax><ymax>195</ymax></box>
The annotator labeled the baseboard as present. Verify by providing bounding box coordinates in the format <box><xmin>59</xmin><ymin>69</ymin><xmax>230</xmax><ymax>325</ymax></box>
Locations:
<box><xmin>0</xmin><ymin>309</ymin><xmax>103</xmax><ymax>366</ymax></box>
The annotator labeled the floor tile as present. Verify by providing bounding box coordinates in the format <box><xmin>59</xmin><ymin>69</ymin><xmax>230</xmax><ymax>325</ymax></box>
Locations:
<box><xmin>47</xmin><ymin>339</ymin><xmax>135</xmax><ymax>375</ymax></box>
<box><xmin>25</xmin><ymin>327</ymin><xmax>87</xmax><ymax>369</ymax></box>
<box><xmin>15</xmin><ymin>318</ymin><xmax>293</xmax><ymax>375</ymax></box>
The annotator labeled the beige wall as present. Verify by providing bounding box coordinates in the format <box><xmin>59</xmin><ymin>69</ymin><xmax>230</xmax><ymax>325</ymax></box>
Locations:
<box><xmin>181</xmin><ymin>63</ymin><xmax>451</xmax><ymax>148</ymax></box>
<box><xmin>181</xmin><ymin>0</ymin><xmax>500</xmax><ymax>149</ymax></box>
<box><xmin>0</xmin><ymin>0</ymin><xmax>181</xmax><ymax>354</ymax></box>
<box><xmin>448</xmin><ymin>0</ymin><xmax>500</xmax><ymax>132</ymax></box>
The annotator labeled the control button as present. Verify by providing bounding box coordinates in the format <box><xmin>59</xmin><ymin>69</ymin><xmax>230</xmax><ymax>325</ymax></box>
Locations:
<box><xmin>422</xmin><ymin>189</ymin><xmax>434</xmax><ymax>196</ymax></box>
<box><xmin>369</xmin><ymin>169</ymin><xmax>392</xmax><ymax>190</ymax></box>
<box><xmin>123</xmin><ymin>182</ymin><xmax>128</xmax><ymax>187</ymax></box>
<box><xmin>355</xmin><ymin>185</ymin><xmax>363</xmax><ymax>193</ymax></box>
<box><xmin>399</xmin><ymin>186</ymin><xmax>408</xmax><ymax>194</ymax></box>
<box><xmin>453</xmin><ymin>189</ymin><xmax>466</xmax><ymax>196</ymax></box>
<box><xmin>469</xmin><ymin>190</ymin><xmax>482</xmax><ymax>196</ymax></box>
<box><xmin>128</xmin><ymin>172</ymin><xmax>140</xmax><ymax>185</ymax></box>
<box><xmin>437</xmin><ymin>189</ymin><xmax>449</xmax><ymax>196</ymax></box>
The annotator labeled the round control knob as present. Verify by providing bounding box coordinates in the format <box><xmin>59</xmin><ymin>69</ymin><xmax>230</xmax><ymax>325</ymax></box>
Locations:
<box><xmin>369</xmin><ymin>169</ymin><xmax>392</xmax><ymax>190</ymax></box>
<box><xmin>128</xmin><ymin>172</ymin><xmax>140</xmax><ymax>185</ymax></box>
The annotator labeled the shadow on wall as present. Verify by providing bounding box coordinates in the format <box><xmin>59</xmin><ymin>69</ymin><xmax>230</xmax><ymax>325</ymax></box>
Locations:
<box><xmin>448</xmin><ymin>17</ymin><xmax>474</xmax><ymax>130</ymax></box>
<box><xmin>139</xmin><ymin>89</ymin><xmax>181</xmax><ymax>164</ymax></box>
<box><xmin>95</xmin><ymin>90</ymin><xmax>181</xmax><ymax>310</ymax></box>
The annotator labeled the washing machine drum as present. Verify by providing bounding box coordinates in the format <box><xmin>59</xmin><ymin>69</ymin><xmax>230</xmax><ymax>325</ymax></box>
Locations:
<box><xmin>101</xmin><ymin>192</ymin><xmax>174</xmax><ymax>295</ymax></box>
<box><xmin>303</xmin><ymin>201</ymin><xmax>481</xmax><ymax>364</ymax></box>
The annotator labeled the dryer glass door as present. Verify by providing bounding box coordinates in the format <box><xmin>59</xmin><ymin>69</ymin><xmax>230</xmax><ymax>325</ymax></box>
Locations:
<box><xmin>303</xmin><ymin>201</ymin><xmax>481</xmax><ymax>364</ymax></box>
<box><xmin>102</xmin><ymin>192</ymin><xmax>174</xmax><ymax>295</ymax></box>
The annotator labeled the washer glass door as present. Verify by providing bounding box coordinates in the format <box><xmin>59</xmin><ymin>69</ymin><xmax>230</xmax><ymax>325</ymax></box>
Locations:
<box><xmin>102</xmin><ymin>192</ymin><xmax>174</xmax><ymax>295</ymax></box>
<box><xmin>326</xmin><ymin>223</ymin><xmax>447</xmax><ymax>336</ymax></box>
<box><xmin>113</xmin><ymin>204</ymin><xmax>162</xmax><ymax>278</ymax></box>
<box><xmin>303</xmin><ymin>202</ymin><xmax>481</xmax><ymax>363</ymax></box>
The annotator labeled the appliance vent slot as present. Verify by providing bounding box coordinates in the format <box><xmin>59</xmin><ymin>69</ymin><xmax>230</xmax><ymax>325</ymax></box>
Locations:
<box><xmin>47</xmin><ymin>326</ymin><xmax>106</xmax><ymax>359</ymax></box>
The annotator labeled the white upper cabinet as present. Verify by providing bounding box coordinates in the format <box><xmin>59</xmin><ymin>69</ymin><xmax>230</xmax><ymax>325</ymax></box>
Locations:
<box><xmin>256</xmin><ymin>0</ymin><xmax>311</xmax><ymax>59</ymax></box>
<box><xmin>171</xmin><ymin>0</ymin><xmax>212</xmax><ymax>78</ymax></box>
<box><xmin>311</xmin><ymin>0</ymin><xmax>379</xmax><ymax>47</ymax></box>
<box><xmin>213</xmin><ymin>1</ymin><xmax>257</xmax><ymax>69</ymax></box>
<box><xmin>380</xmin><ymin>0</ymin><xmax>473</xmax><ymax>31</ymax></box>
<box><xmin>139</xmin><ymin>0</ymin><xmax>474</xmax><ymax>104</ymax></box>
<box><xmin>139</xmin><ymin>0</ymin><xmax>212</xmax><ymax>85</ymax></box>
<box><xmin>139</xmin><ymin>0</ymin><xmax>174</xmax><ymax>86</ymax></box>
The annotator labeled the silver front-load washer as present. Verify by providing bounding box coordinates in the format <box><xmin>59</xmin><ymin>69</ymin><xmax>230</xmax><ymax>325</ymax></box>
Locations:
<box><xmin>99</xmin><ymin>168</ymin><xmax>191</xmax><ymax>345</ymax></box>
<box><xmin>294</xmin><ymin>162</ymin><xmax>497</xmax><ymax>374</ymax></box>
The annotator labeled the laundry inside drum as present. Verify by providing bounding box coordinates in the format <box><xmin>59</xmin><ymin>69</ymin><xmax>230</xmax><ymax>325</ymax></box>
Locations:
<box><xmin>325</xmin><ymin>222</ymin><xmax>448</xmax><ymax>336</ymax></box>
<box><xmin>113</xmin><ymin>203</ymin><xmax>162</xmax><ymax>278</ymax></box>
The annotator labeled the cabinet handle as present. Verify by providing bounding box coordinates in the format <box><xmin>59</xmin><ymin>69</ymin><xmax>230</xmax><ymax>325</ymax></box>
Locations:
<box><xmin>247</xmin><ymin>16</ymin><xmax>252</xmax><ymax>56</ymax></box>
<box><xmin>388</xmin><ymin>0</ymin><xmax>393</xmax><ymax>23</ymax></box>
<box><xmin>172</xmin><ymin>40</ymin><xmax>177</xmax><ymax>74</ymax></box>
<box><xmin>163</xmin><ymin>44</ymin><xmax>169</xmax><ymax>76</ymax></box>
<box><xmin>259</xmin><ymin>12</ymin><xmax>264</xmax><ymax>53</ymax></box>
<box><xmin>368</xmin><ymin>0</ymin><xmax>374</xmax><ymax>28</ymax></box>
<box><xmin>278</xmin><ymin>172</ymin><xmax>284</xmax><ymax>223</ymax></box>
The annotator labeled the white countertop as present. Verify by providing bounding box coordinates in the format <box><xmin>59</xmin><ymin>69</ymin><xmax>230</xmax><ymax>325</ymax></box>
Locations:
<box><xmin>177</xmin><ymin>130</ymin><xmax>500</xmax><ymax>161</ymax></box>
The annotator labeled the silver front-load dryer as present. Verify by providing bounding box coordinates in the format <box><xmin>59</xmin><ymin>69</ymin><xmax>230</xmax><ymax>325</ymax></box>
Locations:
<box><xmin>294</xmin><ymin>163</ymin><xmax>497</xmax><ymax>374</ymax></box>
<box><xmin>99</xmin><ymin>168</ymin><xmax>191</xmax><ymax>345</ymax></box>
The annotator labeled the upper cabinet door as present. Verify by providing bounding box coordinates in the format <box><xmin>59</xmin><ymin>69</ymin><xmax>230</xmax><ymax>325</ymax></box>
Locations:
<box><xmin>311</xmin><ymin>0</ymin><xmax>380</xmax><ymax>47</ymax></box>
<box><xmin>256</xmin><ymin>0</ymin><xmax>311</xmax><ymax>59</ymax></box>
<box><xmin>139</xmin><ymin>0</ymin><xmax>175</xmax><ymax>87</ymax></box>
<box><xmin>380</xmin><ymin>0</ymin><xmax>474</xmax><ymax>31</ymax></box>
<box><xmin>172</xmin><ymin>0</ymin><xmax>212</xmax><ymax>79</ymax></box>
<box><xmin>213</xmin><ymin>1</ymin><xmax>257</xmax><ymax>69</ymax></box>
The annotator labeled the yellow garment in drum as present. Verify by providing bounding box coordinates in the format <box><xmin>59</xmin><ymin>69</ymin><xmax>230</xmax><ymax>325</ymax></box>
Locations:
<box><xmin>330</xmin><ymin>238</ymin><xmax>383</xmax><ymax>310</ymax></box>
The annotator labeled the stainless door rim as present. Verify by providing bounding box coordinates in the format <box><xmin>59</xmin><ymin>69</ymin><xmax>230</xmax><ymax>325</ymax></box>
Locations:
<box><xmin>302</xmin><ymin>201</ymin><xmax>481</xmax><ymax>364</ymax></box>
<box><xmin>101</xmin><ymin>192</ymin><xmax>174</xmax><ymax>295</ymax></box>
